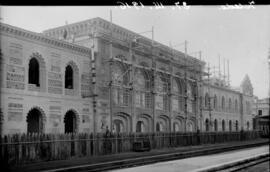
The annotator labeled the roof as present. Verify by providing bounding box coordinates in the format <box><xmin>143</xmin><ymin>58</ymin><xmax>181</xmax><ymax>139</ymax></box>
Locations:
<box><xmin>42</xmin><ymin>17</ymin><xmax>205</xmax><ymax>66</ymax></box>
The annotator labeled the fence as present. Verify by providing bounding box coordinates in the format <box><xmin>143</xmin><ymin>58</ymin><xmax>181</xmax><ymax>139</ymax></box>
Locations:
<box><xmin>0</xmin><ymin>131</ymin><xmax>261</xmax><ymax>165</ymax></box>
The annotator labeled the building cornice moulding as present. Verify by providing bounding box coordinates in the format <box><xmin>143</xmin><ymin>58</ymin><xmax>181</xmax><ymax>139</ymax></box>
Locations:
<box><xmin>0</xmin><ymin>22</ymin><xmax>92</xmax><ymax>56</ymax></box>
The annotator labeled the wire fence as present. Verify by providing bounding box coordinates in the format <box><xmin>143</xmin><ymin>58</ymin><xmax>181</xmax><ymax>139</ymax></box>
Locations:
<box><xmin>0</xmin><ymin>130</ymin><xmax>261</xmax><ymax>165</ymax></box>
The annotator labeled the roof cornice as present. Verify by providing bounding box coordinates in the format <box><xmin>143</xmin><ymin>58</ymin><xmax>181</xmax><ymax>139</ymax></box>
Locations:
<box><xmin>0</xmin><ymin>22</ymin><xmax>92</xmax><ymax>56</ymax></box>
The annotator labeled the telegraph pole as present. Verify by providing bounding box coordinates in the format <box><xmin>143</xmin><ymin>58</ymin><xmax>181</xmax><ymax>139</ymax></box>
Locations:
<box><xmin>207</xmin><ymin>62</ymin><xmax>212</xmax><ymax>131</ymax></box>
<box><xmin>109</xmin><ymin>10</ymin><xmax>113</xmax><ymax>131</ymax></box>
<box><xmin>129</xmin><ymin>39</ymin><xmax>135</xmax><ymax>132</ymax></box>
<box><xmin>184</xmin><ymin>40</ymin><xmax>188</xmax><ymax>132</ymax></box>
<box><xmin>90</xmin><ymin>30</ymin><xmax>97</xmax><ymax>134</ymax></box>
<box><xmin>151</xmin><ymin>26</ymin><xmax>156</xmax><ymax>132</ymax></box>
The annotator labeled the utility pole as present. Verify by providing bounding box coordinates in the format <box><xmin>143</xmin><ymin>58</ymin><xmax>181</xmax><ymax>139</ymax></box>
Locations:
<box><xmin>218</xmin><ymin>55</ymin><xmax>221</xmax><ymax>80</ymax></box>
<box><xmin>227</xmin><ymin>59</ymin><xmax>230</xmax><ymax>86</ymax></box>
<box><xmin>207</xmin><ymin>63</ymin><xmax>212</xmax><ymax>131</ymax></box>
<box><xmin>109</xmin><ymin>10</ymin><xmax>113</xmax><ymax>132</ymax></box>
<box><xmin>151</xmin><ymin>26</ymin><xmax>156</xmax><ymax>132</ymax></box>
<box><xmin>89</xmin><ymin>29</ymin><xmax>97</xmax><ymax>134</ymax></box>
<box><xmin>223</xmin><ymin>58</ymin><xmax>226</xmax><ymax>85</ymax></box>
<box><xmin>129</xmin><ymin>38</ymin><xmax>135</xmax><ymax>132</ymax></box>
<box><xmin>184</xmin><ymin>40</ymin><xmax>188</xmax><ymax>132</ymax></box>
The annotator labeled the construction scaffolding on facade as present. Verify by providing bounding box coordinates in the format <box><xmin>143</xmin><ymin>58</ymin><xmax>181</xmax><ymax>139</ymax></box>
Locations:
<box><xmin>85</xmin><ymin>15</ymin><xmax>209</xmax><ymax>133</ymax></box>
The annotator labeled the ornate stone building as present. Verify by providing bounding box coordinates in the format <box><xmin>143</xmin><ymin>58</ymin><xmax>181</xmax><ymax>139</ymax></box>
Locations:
<box><xmin>0</xmin><ymin>17</ymin><xmax>255</xmax><ymax>135</ymax></box>
<box><xmin>202</xmin><ymin>75</ymin><xmax>254</xmax><ymax>132</ymax></box>
<box><xmin>0</xmin><ymin>23</ymin><xmax>92</xmax><ymax>134</ymax></box>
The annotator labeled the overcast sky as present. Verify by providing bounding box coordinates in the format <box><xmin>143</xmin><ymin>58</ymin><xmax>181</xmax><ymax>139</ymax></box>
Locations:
<box><xmin>1</xmin><ymin>6</ymin><xmax>269</xmax><ymax>99</ymax></box>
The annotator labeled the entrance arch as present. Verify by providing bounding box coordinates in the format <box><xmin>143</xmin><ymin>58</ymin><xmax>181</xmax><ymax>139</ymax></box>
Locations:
<box><xmin>214</xmin><ymin>119</ymin><xmax>218</xmax><ymax>132</ymax></box>
<box><xmin>174</xmin><ymin>116</ymin><xmax>184</xmax><ymax>132</ymax></box>
<box><xmin>113</xmin><ymin>112</ymin><xmax>131</xmax><ymax>133</ymax></box>
<box><xmin>229</xmin><ymin>120</ymin><xmax>232</xmax><ymax>131</ymax></box>
<box><xmin>113</xmin><ymin>119</ymin><xmax>124</xmax><ymax>133</ymax></box>
<box><xmin>205</xmin><ymin>118</ymin><xmax>210</xmax><ymax>132</ymax></box>
<box><xmin>27</xmin><ymin>107</ymin><xmax>45</xmax><ymax>134</ymax></box>
<box><xmin>64</xmin><ymin>110</ymin><xmax>78</xmax><ymax>133</ymax></box>
<box><xmin>222</xmin><ymin>120</ymin><xmax>226</xmax><ymax>131</ymax></box>
<box><xmin>136</xmin><ymin>121</ymin><xmax>144</xmax><ymax>133</ymax></box>
<box><xmin>173</xmin><ymin>122</ymin><xmax>180</xmax><ymax>132</ymax></box>
<box><xmin>187</xmin><ymin>120</ymin><xmax>195</xmax><ymax>132</ymax></box>
<box><xmin>137</xmin><ymin>114</ymin><xmax>152</xmax><ymax>132</ymax></box>
<box><xmin>156</xmin><ymin>122</ymin><xmax>163</xmax><ymax>132</ymax></box>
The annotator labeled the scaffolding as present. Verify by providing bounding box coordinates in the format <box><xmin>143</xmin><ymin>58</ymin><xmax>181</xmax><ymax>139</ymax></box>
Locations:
<box><xmin>88</xmin><ymin>14</ymin><xmax>211</xmax><ymax>133</ymax></box>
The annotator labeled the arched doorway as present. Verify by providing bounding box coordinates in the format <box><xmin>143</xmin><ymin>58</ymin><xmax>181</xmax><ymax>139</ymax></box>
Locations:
<box><xmin>173</xmin><ymin>122</ymin><xmax>180</xmax><ymax>132</ymax></box>
<box><xmin>136</xmin><ymin>121</ymin><xmax>144</xmax><ymax>133</ymax></box>
<box><xmin>27</xmin><ymin>108</ymin><xmax>44</xmax><ymax>134</ymax></box>
<box><xmin>113</xmin><ymin>119</ymin><xmax>124</xmax><ymax>133</ymax></box>
<box><xmin>64</xmin><ymin>110</ymin><xmax>77</xmax><ymax>133</ymax></box>
<box><xmin>222</xmin><ymin>120</ymin><xmax>225</xmax><ymax>131</ymax></box>
<box><xmin>113</xmin><ymin>112</ymin><xmax>131</xmax><ymax>133</ymax></box>
<box><xmin>137</xmin><ymin>114</ymin><xmax>152</xmax><ymax>132</ymax></box>
<box><xmin>156</xmin><ymin>122</ymin><xmax>163</xmax><ymax>132</ymax></box>
<box><xmin>187</xmin><ymin>121</ymin><xmax>194</xmax><ymax>132</ymax></box>
<box><xmin>205</xmin><ymin>119</ymin><xmax>210</xmax><ymax>132</ymax></box>
<box><xmin>229</xmin><ymin>120</ymin><xmax>232</xmax><ymax>132</ymax></box>
<box><xmin>214</xmin><ymin>119</ymin><xmax>218</xmax><ymax>132</ymax></box>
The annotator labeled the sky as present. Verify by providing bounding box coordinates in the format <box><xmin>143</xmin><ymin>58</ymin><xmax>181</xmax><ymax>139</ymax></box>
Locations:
<box><xmin>1</xmin><ymin>6</ymin><xmax>270</xmax><ymax>99</ymax></box>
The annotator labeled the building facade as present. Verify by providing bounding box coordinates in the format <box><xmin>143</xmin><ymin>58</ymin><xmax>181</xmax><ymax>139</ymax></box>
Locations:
<box><xmin>202</xmin><ymin>76</ymin><xmax>254</xmax><ymax>132</ymax></box>
<box><xmin>0</xmin><ymin>23</ymin><xmax>93</xmax><ymax>135</ymax></box>
<box><xmin>0</xmin><ymin>17</ymin><xmax>255</xmax><ymax>135</ymax></box>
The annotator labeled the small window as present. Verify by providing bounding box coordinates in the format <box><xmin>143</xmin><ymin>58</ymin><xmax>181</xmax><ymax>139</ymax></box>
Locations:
<box><xmin>258</xmin><ymin>110</ymin><xmax>262</xmax><ymax>116</ymax></box>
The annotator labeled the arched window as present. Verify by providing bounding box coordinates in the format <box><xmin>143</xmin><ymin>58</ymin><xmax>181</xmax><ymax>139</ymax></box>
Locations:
<box><xmin>235</xmin><ymin>99</ymin><xmax>238</xmax><ymax>112</ymax></box>
<box><xmin>29</xmin><ymin>58</ymin><xmax>40</xmax><ymax>86</ymax></box>
<box><xmin>156</xmin><ymin>122</ymin><xmax>161</xmax><ymax>132</ymax></box>
<box><xmin>205</xmin><ymin>119</ymin><xmax>210</xmax><ymax>132</ymax></box>
<box><xmin>187</xmin><ymin>82</ymin><xmax>196</xmax><ymax>113</ymax></box>
<box><xmin>235</xmin><ymin>120</ymin><xmax>239</xmax><ymax>131</ymax></box>
<box><xmin>112</xmin><ymin>63</ymin><xmax>129</xmax><ymax>106</ymax></box>
<box><xmin>214</xmin><ymin>95</ymin><xmax>217</xmax><ymax>110</ymax></box>
<box><xmin>65</xmin><ymin>65</ymin><xmax>73</xmax><ymax>89</ymax></box>
<box><xmin>134</xmin><ymin>69</ymin><xmax>150</xmax><ymax>108</ymax></box>
<box><xmin>172</xmin><ymin>79</ymin><xmax>183</xmax><ymax>112</ymax></box>
<box><xmin>221</xmin><ymin>96</ymin><xmax>225</xmax><ymax>110</ymax></box>
<box><xmin>156</xmin><ymin>74</ymin><xmax>169</xmax><ymax>111</ymax></box>
<box><xmin>222</xmin><ymin>120</ymin><xmax>225</xmax><ymax>131</ymax></box>
<box><xmin>205</xmin><ymin>93</ymin><xmax>209</xmax><ymax>108</ymax></box>
<box><xmin>214</xmin><ymin>119</ymin><xmax>218</xmax><ymax>131</ymax></box>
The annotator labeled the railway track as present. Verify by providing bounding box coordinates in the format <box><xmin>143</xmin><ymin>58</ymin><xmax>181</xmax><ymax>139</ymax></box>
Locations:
<box><xmin>43</xmin><ymin>141</ymin><xmax>268</xmax><ymax>172</ymax></box>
